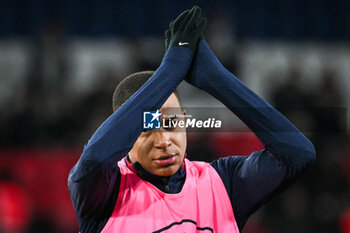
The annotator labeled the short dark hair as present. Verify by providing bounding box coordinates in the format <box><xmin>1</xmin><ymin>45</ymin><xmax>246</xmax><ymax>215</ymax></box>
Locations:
<box><xmin>112</xmin><ymin>71</ymin><xmax>181</xmax><ymax>112</ymax></box>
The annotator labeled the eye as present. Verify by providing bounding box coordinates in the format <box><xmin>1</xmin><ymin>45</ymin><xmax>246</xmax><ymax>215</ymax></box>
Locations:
<box><xmin>166</xmin><ymin>125</ymin><xmax>176</xmax><ymax>131</ymax></box>
<box><xmin>141</xmin><ymin>128</ymin><xmax>158</xmax><ymax>135</ymax></box>
<box><xmin>164</xmin><ymin>118</ymin><xmax>179</xmax><ymax>131</ymax></box>
<box><xmin>141</xmin><ymin>129</ymin><xmax>151</xmax><ymax>135</ymax></box>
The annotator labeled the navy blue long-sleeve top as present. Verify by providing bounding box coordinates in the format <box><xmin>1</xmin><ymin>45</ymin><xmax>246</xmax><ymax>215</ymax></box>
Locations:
<box><xmin>68</xmin><ymin>41</ymin><xmax>316</xmax><ymax>233</ymax></box>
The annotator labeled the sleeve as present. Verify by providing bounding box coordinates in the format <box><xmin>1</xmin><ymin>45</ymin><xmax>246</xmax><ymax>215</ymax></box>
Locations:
<box><xmin>190</xmin><ymin>40</ymin><xmax>316</xmax><ymax>230</ymax></box>
<box><xmin>68</xmin><ymin>47</ymin><xmax>193</xmax><ymax>220</ymax></box>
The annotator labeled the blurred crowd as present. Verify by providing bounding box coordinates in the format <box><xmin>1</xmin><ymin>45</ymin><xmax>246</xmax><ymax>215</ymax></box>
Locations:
<box><xmin>0</xmin><ymin>19</ymin><xmax>350</xmax><ymax>233</ymax></box>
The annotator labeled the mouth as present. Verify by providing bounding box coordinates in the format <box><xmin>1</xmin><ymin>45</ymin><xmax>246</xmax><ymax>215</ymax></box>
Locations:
<box><xmin>154</xmin><ymin>154</ymin><xmax>177</xmax><ymax>166</ymax></box>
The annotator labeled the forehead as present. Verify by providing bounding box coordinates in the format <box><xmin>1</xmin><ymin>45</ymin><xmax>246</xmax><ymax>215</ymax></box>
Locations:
<box><xmin>160</xmin><ymin>93</ymin><xmax>181</xmax><ymax>110</ymax></box>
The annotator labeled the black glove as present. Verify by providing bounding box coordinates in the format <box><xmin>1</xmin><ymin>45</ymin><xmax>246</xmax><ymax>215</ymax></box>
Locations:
<box><xmin>166</xmin><ymin>6</ymin><xmax>207</xmax><ymax>52</ymax></box>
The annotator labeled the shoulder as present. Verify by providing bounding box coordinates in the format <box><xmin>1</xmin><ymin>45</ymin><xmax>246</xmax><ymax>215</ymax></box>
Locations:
<box><xmin>185</xmin><ymin>159</ymin><xmax>216</xmax><ymax>178</ymax></box>
<box><xmin>186</xmin><ymin>159</ymin><xmax>213</xmax><ymax>170</ymax></box>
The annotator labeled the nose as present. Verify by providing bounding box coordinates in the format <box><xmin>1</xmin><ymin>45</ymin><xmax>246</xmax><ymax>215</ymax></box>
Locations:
<box><xmin>154</xmin><ymin>130</ymin><xmax>172</xmax><ymax>150</ymax></box>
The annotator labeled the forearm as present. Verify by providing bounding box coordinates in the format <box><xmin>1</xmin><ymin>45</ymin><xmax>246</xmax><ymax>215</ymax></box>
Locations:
<box><xmin>191</xmin><ymin>40</ymin><xmax>316</xmax><ymax>176</ymax></box>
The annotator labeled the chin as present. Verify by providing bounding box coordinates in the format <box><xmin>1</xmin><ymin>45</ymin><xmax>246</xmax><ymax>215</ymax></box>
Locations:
<box><xmin>156</xmin><ymin>165</ymin><xmax>180</xmax><ymax>177</ymax></box>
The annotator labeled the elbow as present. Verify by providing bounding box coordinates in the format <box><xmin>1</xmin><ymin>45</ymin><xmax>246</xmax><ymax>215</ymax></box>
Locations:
<box><xmin>68</xmin><ymin>163</ymin><xmax>82</xmax><ymax>183</ymax></box>
<box><xmin>303</xmin><ymin>140</ymin><xmax>317</xmax><ymax>167</ymax></box>
<box><xmin>306</xmin><ymin>140</ymin><xmax>317</xmax><ymax>165</ymax></box>
<box><xmin>294</xmin><ymin>135</ymin><xmax>317</xmax><ymax>168</ymax></box>
<box><xmin>275</xmin><ymin>133</ymin><xmax>317</xmax><ymax>168</ymax></box>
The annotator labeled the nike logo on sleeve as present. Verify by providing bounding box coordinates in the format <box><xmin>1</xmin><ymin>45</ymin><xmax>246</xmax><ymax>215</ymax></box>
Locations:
<box><xmin>178</xmin><ymin>42</ymin><xmax>189</xmax><ymax>46</ymax></box>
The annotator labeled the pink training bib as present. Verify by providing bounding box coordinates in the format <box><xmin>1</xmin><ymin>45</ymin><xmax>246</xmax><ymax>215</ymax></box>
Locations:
<box><xmin>101</xmin><ymin>158</ymin><xmax>239</xmax><ymax>233</ymax></box>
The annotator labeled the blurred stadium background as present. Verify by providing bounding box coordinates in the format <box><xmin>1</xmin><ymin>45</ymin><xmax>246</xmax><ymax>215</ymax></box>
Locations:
<box><xmin>0</xmin><ymin>0</ymin><xmax>350</xmax><ymax>233</ymax></box>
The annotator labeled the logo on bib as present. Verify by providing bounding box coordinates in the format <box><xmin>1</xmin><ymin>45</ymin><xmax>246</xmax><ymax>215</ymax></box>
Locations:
<box><xmin>153</xmin><ymin>219</ymin><xmax>213</xmax><ymax>233</ymax></box>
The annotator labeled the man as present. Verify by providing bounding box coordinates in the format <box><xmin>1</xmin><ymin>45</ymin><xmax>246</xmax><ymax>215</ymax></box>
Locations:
<box><xmin>68</xmin><ymin>6</ymin><xmax>316</xmax><ymax>233</ymax></box>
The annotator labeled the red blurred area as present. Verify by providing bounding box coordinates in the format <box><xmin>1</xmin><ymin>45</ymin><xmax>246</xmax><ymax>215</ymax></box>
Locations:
<box><xmin>0</xmin><ymin>148</ymin><xmax>80</xmax><ymax>232</ymax></box>
<box><xmin>0</xmin><ymin>182</ymin><xmax>31</xmax><ymax>233</ymax></box>
<box><xmin>341</xmin><ymin>208</ymin><xmax>350</xmax><ymax>233</ymax></box>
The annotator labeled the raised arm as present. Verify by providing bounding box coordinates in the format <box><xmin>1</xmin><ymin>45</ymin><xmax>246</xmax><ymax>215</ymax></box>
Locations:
<box><xmin>189</xmin><ymin>39</ymin><xmax>316</xmax><ymax>230</ymax></box>
<box><xmin>68</xmin><ymin>7</ymin><xmax>206</xmax><ymax>226</ymax></box>
<box><xmin>68</xmin><ymin>47</ymin><xmax>192</xmax><ymax>219</ymax></box>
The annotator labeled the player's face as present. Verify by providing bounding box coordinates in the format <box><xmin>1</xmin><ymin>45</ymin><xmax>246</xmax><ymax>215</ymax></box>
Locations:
<box><xmin>129</xmin><ymin>93</ymin><xmax>187</xmax><ymax>177</ymax></box>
